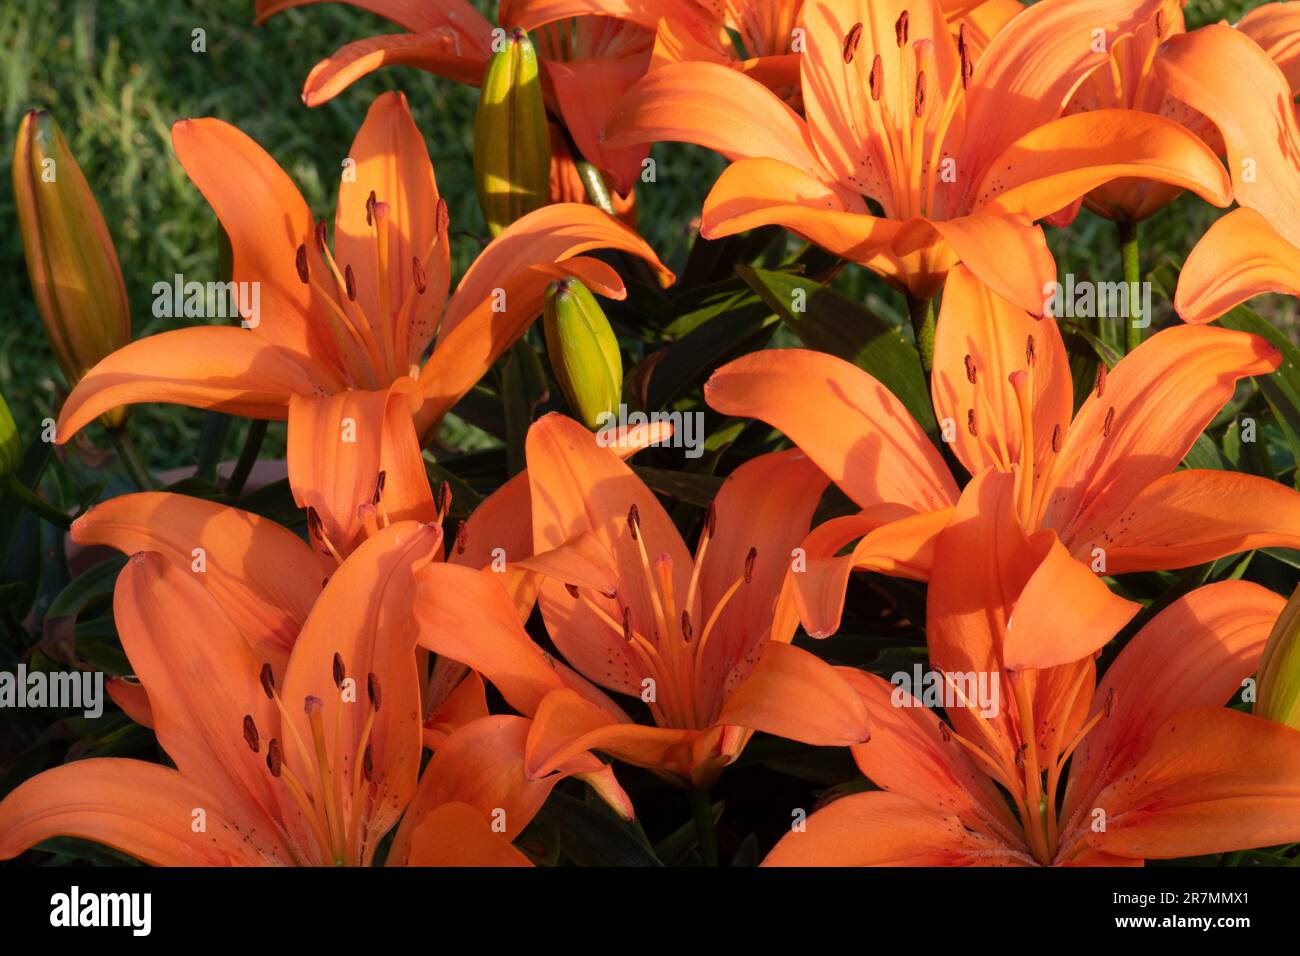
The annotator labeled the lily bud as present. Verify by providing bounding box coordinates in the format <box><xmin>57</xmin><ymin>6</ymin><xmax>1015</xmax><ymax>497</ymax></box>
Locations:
<box><xmin>13</xmin><ymin>111</ymin><xmax>130</xmax><ymax>426</ymax></box>
<box><xmin>474</xmin><ymin>27</ymin><xmax>550</xmax><ymax>235</ymax></box>
<box><xmin>543</xmin><ymin>279</ymin><xmax>622</xmax><ymax>430</ymax></box>
<box><xmin>0</xmin><ymin>392</ymin><xmax>19</xmax><ymax>479</ymax></box>
<box><xmin>1256</xmin><ymin>584</ymin><xmax>1300</xmax><ymax>728</ymax></box>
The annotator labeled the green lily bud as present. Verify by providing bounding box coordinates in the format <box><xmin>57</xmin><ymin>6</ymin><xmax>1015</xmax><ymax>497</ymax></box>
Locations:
<box><xmin>13</xmin><ymin>110</ymin><xmax>130</xmax><ymax>427</ymax></box>
<box><xmin>1256</xmin><ymin>583</ymin><xmax>1300</xmax><ymax>728</ymax></box>
<box><xmin>543</xmin><ymin>279</ymin><xmax>622</xmax><ymax>430</ymax></box>
<box><xmin>0</xmin><ymin>392</ymin><xmax>19</xmax><ymax>479</ymax></box>
<box><xmin>474</xmin><ymin>27</ymin><xmax>550</xmax><ymax>235</ymax></box>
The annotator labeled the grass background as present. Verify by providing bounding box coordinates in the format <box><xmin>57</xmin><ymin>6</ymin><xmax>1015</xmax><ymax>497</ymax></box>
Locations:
<box><xmin>0</xmin><ymin>0</ymin><xmax>1281</xmax><ymax>469</ymax></box>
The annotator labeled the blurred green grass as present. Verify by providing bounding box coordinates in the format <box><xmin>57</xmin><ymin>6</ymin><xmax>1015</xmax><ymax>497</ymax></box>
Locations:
<box><xmin>0</xmin><ymin>0</ymin><xmax>721</xmax><ymax>467</ymax></box>
<box><xmin>0</xmin><ymin>0</ymin><xmax>1289</xmax><ymax>470</ymax></box>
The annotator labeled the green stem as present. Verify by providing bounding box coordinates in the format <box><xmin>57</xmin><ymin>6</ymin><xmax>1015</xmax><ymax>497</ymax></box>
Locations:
<box><xmin>688</xmin><ymin>788</ymin><xmax>719</xmax><ymax>867</ymax></box>
<box><xmin>4</xmin><ymin>475</ymin><xmax>71</xmax><ymax>529</ymax></box>
<box><xmin>226</xmin><ymin>419</ymin><xmax>268</xmax><ymax>497</ymax></box>
<box><xmin>107</xmin><ymin>426</ymin><xmax>154</xmax><ymax>491</ymax></box>
<box><xmin>906</xmin><ymin>293</ymin><xmax>936</xmax><ymax>376</ymax></box>
<box><xmin>1118</xmin><ymin>218</ymin><xmax>1142</xmax><ymax>354</ymax></box>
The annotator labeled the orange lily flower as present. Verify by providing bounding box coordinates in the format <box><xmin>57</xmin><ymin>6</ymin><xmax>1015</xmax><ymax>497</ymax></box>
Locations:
<box><xmin>764</xmin><ymin>470</ymin><xmax>1300</xmax><ymax>866</ymax></box>
<box><xmin>53</xmin><ymin>91</ymin><xmax>669</xmax><ymax>554</ymax></box>
<box><xmin>605</xmin><ymin>0</ymin><xmax>1231</xmax><ymax>315</ymax></box>
<box><xmin>706</xmin><ymin>263</ymin><xmax>1300</xmax><ymax>637</ymax></box>
<box><xmin>1157</xmin><ymin>23</ymin><xmax>1300</xmax><ymax>322</ymax></box>
<box><xmin>413</xmin><ymin>413</ymin><xmax>870</xmax><ymax>789</ymax></box>
<box><xmin>254</xmin><ymin>0</ymin><xmax>709</xmax><ymax>194</ymax></box>
<box><xmin>0</xmin><ymin>524</ymin><xmax>603</xmax><ymax>866</ymax></box>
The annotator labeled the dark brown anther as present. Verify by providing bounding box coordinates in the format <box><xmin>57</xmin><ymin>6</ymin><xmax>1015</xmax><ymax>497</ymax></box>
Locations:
<box><xmin>1051</xmin><ymin>423</ymin><xmax>1061</xmax><ymax>453</ymax></box>
<box><xmin>705</xmin><ymin>500</ymin><xmax>717</xmax><ymax>538</ymax></box>
<box><xmin>939</xmin><ymin>722</ymin><xmax>951</xmax><ymax>743</ymax></box>
<box><xmin>363</xmin><ymin>741</ymin><xmax>375</xmax><ymax>781</ymax></box>
<box><xmin>622</xmin><ymin>606</ymin><xmax>633</xmax><ymax>642</ymax></box>
<box><xmin>1103</xmin><ymin>406</ymin><xmax>1115</xmax><ymax>438</ymax></box>
<box><xmin>1095</xmin><ymin>363</ymin><xmax>1108</xmax><ymax>398</ymax></box>
<box><xmin>967</xmin><ymin>408</ymin><xmax>978</xmax><ymax>437</ymax></box>
<box><xmin>304</xmin><ymin>694</ymin><xmax>323</xmax><ymax>716</ymax></box>
<box><xmin>957</xmin><ymin>24</ymin><xmax>971</xmax><ymax>89</ymax></box>
<box><xmin>454</xmin><ymin>521</ymin><xmax>468</xmax><ymax>555</ymax></box>
<box><xmin>412</xmin><ymin>256</ymin><xmax>427</xmax><ymax>294</ymax></box>
<box><xmin>314</xmin><ymin>220</ymin><xmax>328</xmax><ymax>254</ymax></box>
<box><xmin>964</xmin><ymin>353</ymin><xmax>977</xmax><ymax>384</ymax></box>
<box><xmin>367</xmin><ymin>672</ymin><xmax>382</xmax><ymax>711</ymax></box>
<box><xmin>1015</xmin><ymin>743</ymin><xmax>1027</xmax><ymax>770</ymax></box>
<box><xmin>344</xmin><ymin>263</ymin><xmax>357</xmax><ymax>301</ymax></box>
<box><xmin>914</xmin><ymin>70</ymin><xmax>926</xmax><ymax>116</ymax></box>
<box><xmin>243</xmin><ymin>714</ymin><xmax>260</xmax><ymax>753</ymax></box>
<box><xmin>627</xmin><ymin>503</ymin><xmax>641</xmax><ymax>541</ymax></box>
<box><xmin>437</xmin><ymin>481</ymin><xmax>452</xmax><ymax>517</ymax></box>
<box><xmin>295</xmin><ymin>244</ymin><xmax>310</xmax><ymax>284</ymax></box>
<box><xmin>681</xmin><ymin>610</ymin><xmax>693</xmax><ymax>641</ymax></box>
<box><xmin>895</xmin><ymin>10</ymin><xmax>909</xmax><ymax>47</ymax></box>
<box><xmin>1155</xmin><ymin>10</ymin><xmax>1164</xmax><ymax>37</ymax></box>
<box><xmin>266</xmin><ymin>738</ymin><xmax>283</xmax><ymax>777</ymax></box>
<box><xmin>365</xmin><ymin>189</ymin><xmax>377</xmax><ymax>227</ymax></box>
<box><xmin>843</xmin><ymin>22</ymin><xmax>863</xmax><ymax>63</ymax></box>
<box><xmin>1105</xmin><ymin>686</ymin><xmax>1117</xmax><ymax>718</ymax></box>
<box><xmin>564</xmin><ymin>583</ymin><xmax>580</xmax><ymax>599</ymax></box>
<box><xmin>259</xmin><ymin>662</ymin><xmax>276</xmax><ymax>700</ymax></box>
<box><xmin>372</xmin><ymin>470</ymin><xmax>387</xmax><ymax>506</ymax></box>
<box><xmin>869</xmin><ymin>54</ymin><xmax>883</xmax><ymax>101</ymax></box>
<box><xmin>1026</xmin><ymin>334</ymin><xmax>1036</xmax><ymax>367</ymax></box>
<box><xmin>744</xmin><ymin>546</ymin><xmax>757</xmax><ymax>584</ymax></box>
<box><xmin>332</xmin><ymin>652</ymin><xmax>345</xmax><ymax>688</ymax></box>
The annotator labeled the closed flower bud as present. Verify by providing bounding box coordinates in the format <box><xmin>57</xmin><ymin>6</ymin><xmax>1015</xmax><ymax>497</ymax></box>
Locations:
<box><xmin>13</xmin><ymin>111</ymin><xmax>130</xmax><ymax>427</ymax></box>
<box><xmin>0</xmin><ymin>392</ymin><xmax>19</xmax><ymax>479</ymax></box>
<box><xmin>543</xmin><ymin>279</ymin><xmax>622</xmax><ymax>430</ymax></box>
<box><xmin>1256</xmin><ymin>584</ymin><xmax>1300</xmax><ymax>729</ymax></box>
<box><xmin>474</xmin><ymin>27</ymin><xmax>550</xmax><ymax>235</ymax></box>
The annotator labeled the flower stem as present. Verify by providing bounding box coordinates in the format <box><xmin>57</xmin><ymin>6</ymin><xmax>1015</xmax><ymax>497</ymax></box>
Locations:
<box><xmin>226</xmin><ymin>419</ymin><xmax>268</xmax><ymax>497</ymax></box>
<box><xmin>1118</xmin><ymin>218</ymin><xmax>1142</xmax><ymax>354</ymax></box>
<box><xmin>688</xmin><ymin>787</ymin><xmax>719</xmax><ymax>867</ymax></box>
<box><xmin>907</xmin><ymin>293</ymin><xmax>936</xmax><ymax>376</ymax></box>
<box><xmin>107</xmin><ymin>426</ymin><xmax>154</xmax><ymax>491</ymax></box>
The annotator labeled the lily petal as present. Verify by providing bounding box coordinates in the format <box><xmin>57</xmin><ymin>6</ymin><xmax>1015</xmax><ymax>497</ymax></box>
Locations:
<box><xmin>762</xmin><ymin>791</ymin><xmax>1024</xmax><ymax>866</ymax></box>
<box><xmin>932</xmin><ymin>263</ymin><xmax>1073</xmax><ymax>479</ymax></box>
<box><xmin>704</xmin><ymin>348</ymin><xmax>958</xmax><ymax>512</ymax></box>
<box><xmin>1082</xmin><ymin>708</ymin><xmax>1300</xmax><ymax>861</ymax></box>
<box><xmin>717</xmin><ymin>642</ymin><xmax>871</xmax><ymax>746</ymax></box>
<box><xmin>1086</xmin><ymin>469</ymin><xmax>1300</xmax><ymax>574</ymax></box>
<box><xmin>56</xmin><ymin>327</ymin><xmax>318</xmax><ymax>443</ymax></box>
<box><xmin>1176</xmin><ymin>208</ymin><xmax>1300</xmax><ymax>324</ymax></box>
<box><xmin>0</xmin><ymin>758</ymin><xmax>269</xmax><ymax>866</ymax></box>
<box><xmin>402</xmin><ymin>802</ymin><xmax>533</xmax><ymax>866</ymax></box>
<box><xmin>71</xmin><ymin>492</ymin><xmax>320</xmax><ymax>663</ymax></box>
<box><xmin>1042</xmin><ymin>325</ymin><xmax>1280</xmax><ymax>552</ymax></box>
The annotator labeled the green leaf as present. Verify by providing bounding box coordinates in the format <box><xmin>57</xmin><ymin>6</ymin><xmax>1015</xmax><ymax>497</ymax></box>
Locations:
<box><xmin>646</xmin><ymin>283</ymin><xmax>780</xmax><ymax>409</ymax></box>
<box><xmin>736</xmin><ymin>265</ymin><xmax>936</xmax><ymax>436</ymax></box>
<box><xmin>541</xmin><ymin>790</ymin><xmax>663</xmax><ymax>867</ymax></box>
<box><xmin>502</xmin><ymin>339</ymin><xmax>550</xmax><ymax>477</ymax></box>
<box><xmin>630</xmin><ymin>465</ymin><xmax>724</xmax><ymax>506</ymax></box>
